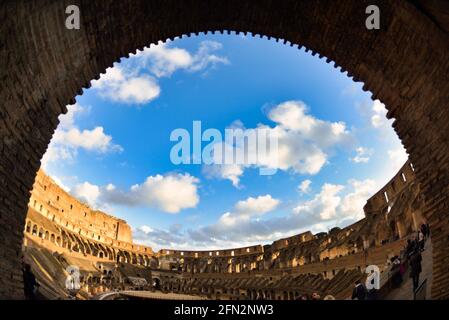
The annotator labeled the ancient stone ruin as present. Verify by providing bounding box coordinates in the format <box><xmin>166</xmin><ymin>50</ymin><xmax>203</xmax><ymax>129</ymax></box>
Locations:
<box><xmin>23</xmin><ymin>161</ymin><xmax>426</xmax><ymax>299</ymax></box>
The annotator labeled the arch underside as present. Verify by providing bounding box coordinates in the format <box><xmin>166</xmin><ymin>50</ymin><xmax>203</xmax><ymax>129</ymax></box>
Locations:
<box><xmin>0</xmin><ymin>0</ymin><xmax>448</xmax><ymax>299</ymax></box>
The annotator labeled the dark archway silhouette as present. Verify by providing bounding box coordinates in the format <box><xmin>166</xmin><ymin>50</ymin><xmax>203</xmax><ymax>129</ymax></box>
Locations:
<box><xmin>0</xmin><ymin>0</ymin><xmax>448</xmax><ymax>299</ymax></box>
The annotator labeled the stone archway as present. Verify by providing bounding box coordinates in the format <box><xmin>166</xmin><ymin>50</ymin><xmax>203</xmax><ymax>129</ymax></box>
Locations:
<box><xmin>1</xmin><ymin>0</ymin><xmax>448</xmax><ymax>299</ymax></box>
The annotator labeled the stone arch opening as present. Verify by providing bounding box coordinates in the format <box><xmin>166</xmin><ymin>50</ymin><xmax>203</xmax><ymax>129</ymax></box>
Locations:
<box><xmin>1</xmin><ymin>1</ymin><xmax>448</xmax><ymax>299</ymax></box>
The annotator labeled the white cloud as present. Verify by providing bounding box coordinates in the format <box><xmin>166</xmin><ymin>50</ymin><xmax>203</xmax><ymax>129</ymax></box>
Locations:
<box><xmin>41</xmin><ymin>104</ymin><xmax>122</xmax><ymax>169</ymax></box>
<box><xmin>128</xmin><ymin>173</ymin><xmax>200</xmax><ymax>213</ymax></box>
<box><xmin>92</xmin><ymin>67</ymin><xmax>160</xmax><ymax>104</ymax></box>
<box><xmin>268</xmin><ymin>101</ymin><xmax>352</xmax><ymax>148</ymax></box>
<box><xmin>234</xmin><ymin>195</ymin><xmax>279</xmax><ymax>214</ymax></box>
<box><xmin>91</xmin><ymin>41</ymin><xmax>228</xmax><ymax>105</ymax></box>
<box><xmin>339</xmin><ymin>179</ymin><xmax>377</xmax><ymax>220</ymax></box>
<box><xmin>351</xmin><ymin>147</ymin><xmax>373</xmax><ymax>163</ymax></box>
<box><xmin>139</xmin><ymin>44</ymin><xmax>192</xmax><ymax>77</ymax></box>
<box><xmin>358</xmin><ymin>99</ymin><xmax>409</xmax><ymax>186</ymax></box>
<box><xmin>204</xmin><ymin>101</ymin><xmax>354</xmax><ymax>188</ymax></box>
<box><xmin>51</xmin><ymin>175</ymin><xmax>71</xmax><ymax>193</ymax></box>
<box><xmin>81</xmin><ymin>173</ymin><xmax>201</xmax><ymax>214</ymax></box>
<box><xmin>294</xmin><ymin>183</ymin><xmax>344</xmax><ymax>220</ymax></box>
<box><xmin>371</xmin><ymin>100</ymin><xmax>388</xmax><ymax>129</ymax></box>
<box><xmin>73</xmin><ymin>182</ymin><xmax>100</xmax><ymax>207</ymax></box>
<box><xmin>387</xmin><ymin>146</ymin><xmax>408</xmax><ymax>176</ymax></box>
<box><xmin>134</xmin><ymin>224</ymin><xmax>188</xmax><ymax>250</ymax></box>
<box><xmin>203</xmin><ymin>164</ymin><xmax>244</xmax><ymax>188</ymax></box>
<box><xmin>188</xmin><ymin>41</ymin><xmax>230</xmax><ymax>73</ymax></box>
<box><xmin>57</xmin><ymin>103</ymin><xmax>86</xmax><ymax>129</ymax></box>
<box><xmin>264</xmin><ymin>125</ymin><xmax>328</xmax><ymax>174</ymax></box>
<box><xmin>137</xmin><ymin>40</ymin><xmax>229</xmax><ymax>78</ymax></box>
<box><xmin>216</xmin><ymin>194</ymin><xmax>280</xmax><ymax>229</ymax></box>
<box><xmin>139</xmin><ymin>225</ymin><xmax>153</xmax><ymax>234</ymax></box>
<box><xmin>298</xmin><ymin>179</ymin><xmax>312</xmax><ymax>194</ymax></box>
<box><xmin>52</xmin><ymin>127</ymin><xmax>122</xmax><ymax>153</ymax></box>
<box><xmin>134</xmin><ymin>178</ymin><xmax>378</xmax><ymax>250</ymax></box>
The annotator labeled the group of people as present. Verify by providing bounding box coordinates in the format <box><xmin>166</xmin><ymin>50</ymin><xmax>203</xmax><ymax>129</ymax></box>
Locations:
<box><xmin>351</xmin><ymin>223</ymin><xmax>430</xmax><ymax>300</ymax></box>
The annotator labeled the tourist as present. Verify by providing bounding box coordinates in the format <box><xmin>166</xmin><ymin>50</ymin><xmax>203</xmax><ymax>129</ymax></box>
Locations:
<box><xmin>391</xmin><ymin>256</ymin><xmax>403</xmax><ymax>288</ymax></box>
<box><xmin>420</xmin><ymin>224</ymin><xmax>428</xmax><ymax>240</ymax></box>
<box><xmin>418</xmin><ymin>231</ymin><xmax>425</xmax><ymax>251</ymax></box>
<box><xmin>311</xmin><ymin>292</ymin><xmax>321</xmax><ymax>300</ymax></box>
<box><xmin>22</xmin><ymin>263</ymin><xmax>38</xmax><ymax>300</ymax></box>
<box><xmin>409</xmin><ymin>249</ymin><xmax>422</xmax><ymax>293</ymax></box>
<box><xmin>351</xmin><ymin>280</ymin><xmax>367</xmax><ymax>300</ymax></box>
<box><xmin>367</xmin><ymin>288</ymin><xmax>378</xmax><ymax>300</ymax></box>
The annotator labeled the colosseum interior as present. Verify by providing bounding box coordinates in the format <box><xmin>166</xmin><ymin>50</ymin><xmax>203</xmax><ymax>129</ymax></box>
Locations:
<box><xmin>23</xmin><ymin>162</ymin><xmax>427</xmax><ymax>300</ymax></box>
<box><xmin>1</xmin><ymin>0</ymin><xmax>448</xmax><ymax>301</ymax></box>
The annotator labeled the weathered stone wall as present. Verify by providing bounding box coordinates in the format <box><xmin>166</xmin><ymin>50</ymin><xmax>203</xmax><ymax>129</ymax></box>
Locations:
<box><xmin>30</xmin><ymin>170</ymin><xmax>133</xmax><ymax>244</ymax></box>
<box><xmin>364</xmin><ymin>162</ymin><xmax>416</xmax><ymax>215</ymax></box>
<box><xmin>1</xmin><ymin>0</ymin><xmax>448</xmax><ymax>298</ymax></box>
<box><xmin>24</xmin><ymin>170</ymin><xmax>155</xmax><ymax>262</ymax></box>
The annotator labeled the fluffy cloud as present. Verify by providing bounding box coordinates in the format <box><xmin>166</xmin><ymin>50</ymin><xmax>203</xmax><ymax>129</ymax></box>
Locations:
<box><xmin>339</xmin><ymin>179</ymin><xmax>377</xmax><ymax>220</ymax></box>
<box><xmin>92</xmin><ymin>41</ymin><xmax>228</xmax><ymax>104</ymax></box>
<box><xmin>127</xmin><ymin>173</ymin><xmax>200</xmax><ymax>213</ymax></box>
<box><xmin>52</xmin><ymin>127</ymin><xmax>122</xmax><ymax>153</ymax></box>
<box><xmin>219</xmin><ymin>195</ymin><xmax>280</xmax><ymax>226</ymax></box>
<box><xmin>74</xmin><ymin>173</ymin><xmax>200</xmax><ymax>214</ymax></box>
<box><xmin>268</xmin><ymin>101</ymin><xmax>351</xmax><ymax>148</ymax></box>
<box><xmin>388</xmin><ymin>147</ymin><xmax>408</xmax><ymax>170</ymax></box>
<box><xmin>134</xmin><ymin>224</ymin><xmax>189</xmax><ymax>249</ymax></box>
<box><xmin>133</xmin><ymin>179</ymin><xmax>377</xmax><ymax>250</ymax></box>
<box><xmin>41</xmin><ymin>104</ymin><xmax>122</xmax><ymax>169</ymax></box>
<box><xmin>235</xmin><ymin>195</ymin><xmax>279</xmax><ymax>215</ymax></box>
<box><xmin>360</xmin><ymin>99</ymin><xmax>409</xmax><ymax>184</ymax></box>
<box><xmin>202</xmin><ymin>164</ymin><xmax>244</xmax><ymax>188</ymax></box>
<box><xmin>294</xmin><ymin>183</ymin><xmax>344</xmax><ymax>220</ymax></box>
<box><xmin>51</xmin><ymin>175</ymin><xmax>71</xmax><ymax>193</ymax></box>
<box><xmin>298</xmin><ymin>179</ymin><xmax>312</xmax><ymax>194</ymax></box>
<box><xmin>92</xmin><ymin>67</ymin><xmax>160</xmax><ymax>104</ymax></box>
<box><xmin>73</xmin><ymin>182</ymin><xmax>101</xmax><ymax>208</ymax></box>
<box><xmin>371</xmin><ymin>100</ymin><xmax>388</xmax><ymax>129</ymax></box>
<box><xmin>136</xmin><ymin>40</ymin><xmax>229</xmax><ymax>78</ymax></box>
<box><xmin>351</xmin><ymin>147</ymin><xmax>373</xmax><ymax>163</ymax></box>
<box><xmin>204</xmin><ymin>101</ymin><xmax>354</xmax><ymax>187</ymax></box>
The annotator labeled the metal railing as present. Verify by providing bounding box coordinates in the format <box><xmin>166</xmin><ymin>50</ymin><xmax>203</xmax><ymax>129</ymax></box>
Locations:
<box><xmin>414</xmin><ymin>278</ymin><xmax>427</xmax><ymax>300</ymax></box>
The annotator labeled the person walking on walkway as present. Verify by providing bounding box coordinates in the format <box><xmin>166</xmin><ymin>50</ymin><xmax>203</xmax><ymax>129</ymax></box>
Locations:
<box><xmin>351</xmin><ymin>280</ymin><xmax>367</xmax><ymax>300</ymax></box>
<box><xmin>420</xmin><ymin>224</ymin><xmax>428</xmax><ymax>240</ymax></box>
<box><xmin>409</xmin><ymin>249</ymin><xmax>422</xmax><ymax>293</ymax></box>
<box><xmin>23</xmin><ymin>263</ymin><xmax>38</xmax><ymax>300</ymax></box>
<box><xmin>418</xmin><ymin>231</ymin><xmax>425</xmax><ymax>251</ymax></box>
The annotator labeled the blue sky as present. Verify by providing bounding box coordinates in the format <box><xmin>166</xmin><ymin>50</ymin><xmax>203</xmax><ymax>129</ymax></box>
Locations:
<box><xmin>42</xmin><ymin>33</ymin><xmax>408</xmax><ymax>250</ymax></box>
